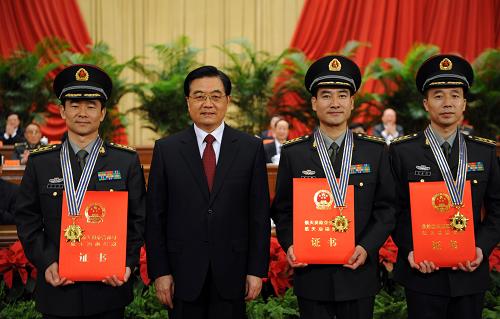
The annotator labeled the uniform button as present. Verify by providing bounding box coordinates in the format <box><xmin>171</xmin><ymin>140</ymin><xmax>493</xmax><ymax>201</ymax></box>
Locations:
<box><xmin>473</xmin><ymin>180</ymin><xmax>478</xmax><ymax>184</ymax></box>
<box><xmin>208</xmin><ymin>209</ymin><xmax>213</xmax><ymax>214</ymax></box>
<box><xmin>110</xmin><ymin>189</ymin><xmax>114</xmax><ymax>192</ymax></box>
<box><xmin>420</xmin><ymin>179</ymin><xmax>425</xmax><ymax>182</ymax></box>
<box><xmin>359</xmin><ymin>182</ymin><xmax>364</xmax><ymax>187</ymax></box>
<box><xmin>52</xmin><ymin>192</ymin><xmax>57</xmax><ymax>197</ymax></box>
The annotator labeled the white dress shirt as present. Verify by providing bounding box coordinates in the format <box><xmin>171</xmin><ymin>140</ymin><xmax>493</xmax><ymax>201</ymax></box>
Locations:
<box><xmin>193</xmin><ymin>122</ymin><xmax>225</xmax><ymax>164</ymax></box>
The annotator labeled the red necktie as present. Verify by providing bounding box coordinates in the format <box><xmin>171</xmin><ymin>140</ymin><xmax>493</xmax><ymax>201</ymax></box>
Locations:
<box><xmin>202</xmin><ymin>134</ymin><xmax>216</xmax><ymax>191</ymax></box>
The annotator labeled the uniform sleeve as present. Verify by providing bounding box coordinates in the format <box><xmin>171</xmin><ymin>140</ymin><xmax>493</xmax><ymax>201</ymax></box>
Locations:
<box><xmin>389</xmin><ymin>144</ymin><xmax>414</xmax><ymax>260</ymax></box>
<box><xmin>270</xmin><ymin>148</ymin><xmax>294</xmax><ymax>253</ymax></box>
<box><xmin>358</xmin><ymin>146</ymin><xmax>396</xmax><ymax>258</ymax></box>
<box><xmin>247</xmin><ymin>142</ymin><xmax>271</xmax><ymax>278</ymax></box>
<box><xmin>125</xmin><ymin>153</ymin><xmax>146</xmax><ymax>268</ymax></box>
<box><xmin>475</xmin><ymin>147</ymin><xmax>500</xmax><ymax>256</ymax></box>
<box><xmin>15</xmin><ymin>158</ymin><xmax>58</xmax><ymax>273</ymax></box>
<box><xmin>145</xmin><ymin>141</ymin><xmax>170</xmax><ymax>279</ymax></box>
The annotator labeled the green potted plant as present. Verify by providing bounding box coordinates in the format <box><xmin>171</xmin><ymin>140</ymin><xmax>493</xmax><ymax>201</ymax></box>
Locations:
<box><xmin>131</xmin><ymin>36</ymin><xmax>200</xmax><ymax>137</ymax></box>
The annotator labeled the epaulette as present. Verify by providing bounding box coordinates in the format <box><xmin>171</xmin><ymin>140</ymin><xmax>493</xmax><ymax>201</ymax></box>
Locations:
<box><xmin>108</xmin><ymin>142</ymin><xmax>136</xmax><ymax>153</ymax></box>
<box><xmin>391</xmin><ymin>133</ymin><xmax>420</xmax><ymax>144</ymax></box>
<box><xmin>283</xmin><ymin>135</ymin><xmax>309</xmax><ymax>148</ymax></box>
<box><xmin>14</xmin><ymin>142</ymin><xmax>27</xmax><ymax>147</ymax></box>
<box><xmin>354</xmin><ymin>133</ymin><xmax>385</xmax><ymax>144</ymax></box>
<box><xmin>29</xmin><ymin>144</ymin><xmax>59</xmax><ymax>155</ymax></box>
<box><xmin>466</xmin><ymin>135</ymin><xmax>496</xmax><ymax>147</ymax></box>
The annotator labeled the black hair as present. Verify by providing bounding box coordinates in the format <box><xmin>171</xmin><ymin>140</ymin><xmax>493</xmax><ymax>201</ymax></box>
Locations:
<box><xmin>6</xmin><ymin>112</ymin><xmax>20</xmax><ymax>120</ymax></box>
<box><xmin>183</xmin><ymin>66</ymin><xmax>232</xmax><ymax>96</ymax></box>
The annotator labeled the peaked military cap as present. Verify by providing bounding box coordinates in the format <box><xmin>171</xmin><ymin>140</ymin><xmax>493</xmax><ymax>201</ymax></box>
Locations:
<box><xmin>53</xmin><ymin>64</ymin><xmax>113</xmax><ymax>102</ymax></box>
<box><xmin>416</xmin><ymin>54</ymin><xmax>473</xmax><ymax>94</ymax></box>
<box><xmin>304</xmin><ymin>55</ymin><xmax>362</xmax><ymax>94</ymax></box>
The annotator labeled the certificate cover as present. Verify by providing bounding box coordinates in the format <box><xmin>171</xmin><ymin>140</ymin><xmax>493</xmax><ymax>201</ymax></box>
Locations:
<box><xmin>59</xmin><ymin>191</ymin><xmax>128</xmax><ymax>281</ymax></box>
<box><xmin>293</xmin><ymin>178</ymin><xmax>355</xmax><ymax>264</ymax></box>
<box><xmin>409</xmin><ymin>181</ymin><xmax>475</xmax><ymax>267</ymax></box>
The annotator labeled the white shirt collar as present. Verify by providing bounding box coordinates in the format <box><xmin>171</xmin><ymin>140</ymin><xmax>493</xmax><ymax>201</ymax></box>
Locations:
<box><xmin>193</xmin><ymin>122</ymin><xmax>225</xmax><ymax>146</ymax></box>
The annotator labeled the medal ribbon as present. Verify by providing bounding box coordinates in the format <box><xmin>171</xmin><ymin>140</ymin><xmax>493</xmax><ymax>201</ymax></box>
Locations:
<box><xmin>314</xmin><ymin>128</ymin><xmax>354</xmax><ymax>208</ymax></box>
<box><xmin>60</xmin><ymin>137</ymin><xmax>103</xmax><ymax>216</ymax></box>
<box><xmin>424</xmin><ymin>126</ymin><xmax>467</xmax><ymax>206</ymax></box>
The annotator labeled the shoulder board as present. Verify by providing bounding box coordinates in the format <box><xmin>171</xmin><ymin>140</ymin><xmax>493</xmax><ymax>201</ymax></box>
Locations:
<box><xmin>354</xmin><ymin>133</ymin><xmax>385</xmax><ymax>144</ymax></box>
<box><xmin>466</xmin><ymin>135</ymin><xmax>496</xmax><ymax>146</ymax></box>
<box><xmin>391</xmin><ymin>133</ymin><xmax>420</xmax><ymax>144</ymax></box>
<box><xmin>282</xmin><ymin>135</ymin><xmax>309</xmax><ymax>148</ymax></box>
<box><xmin>108</xmin><ymin>142</ymin><xmax>136</xmax><ymax>153</ymax></box>
<box><xmin>14</xmin><ymin>142</ymin><xmax>27</xmax><ymax>147</ymax></box>
<box><xmin>29</xmin><ymin>144</ymin><xmax>59</xmax><ymax>155</ymax></box>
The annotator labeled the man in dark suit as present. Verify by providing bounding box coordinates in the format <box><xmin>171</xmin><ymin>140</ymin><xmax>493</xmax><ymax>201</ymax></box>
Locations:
<box><xmin>390</xmin><ymin>55</ymin><xmax>500</xmax><ymax>319</ymax></box>
<box><xmin>372</xmin><ymin>108</ymin><xmax>404</xmax><ymax>144</ymax></box>
<box><xmin>15</xmin><ymin>64</ymin><xmax>146</xmax><ymax>318</ymax></box>
<box><xmin>271</xmin><ymin>56</ymin><xmax>396</xmax><ymax>319</ymax></box>
<box><xmin>263</xmin><ymin>118</ymin><xmax>289</xmax><ymax>163</ymax></box>
<box><xmin>145</xmin><ymin>66</ymin><xmax>270</xmax><ymax>319</ymax></box>
<box><xmin>1</xmin><ymin>112</ymin><xmax>25</xmax><ymax>145</ymax></box>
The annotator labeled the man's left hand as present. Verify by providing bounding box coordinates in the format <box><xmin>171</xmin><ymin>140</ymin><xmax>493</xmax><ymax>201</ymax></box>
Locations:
<box><xmin>102</xmin><ymin>267</ymin><xmax>131</xmax><ymax>287</ymax></box>
<box><xmin>343</xmin><ymin>245</ymin><xmax>367</xmax><ymax>270</ymax></box>
<box><xmin>245</xmin><ymin>275</ymin><xmax>262</xmax><ymax>301</ymax></box>
<box><xmin>453</xmin><ymin>247</ymin><xmax>483</xmax><ymax>272</ymax></box>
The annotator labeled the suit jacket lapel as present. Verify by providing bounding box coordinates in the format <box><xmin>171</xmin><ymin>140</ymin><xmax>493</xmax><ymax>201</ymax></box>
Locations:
<box><xmin>209</xmin><ymin>126</ymin><xmax>239</xmax><ymax>206</ymax></box>
<box><xmin>180</xmin><ymin>127</ymin><xmax>210</xmax><ymax>201</ymax></box>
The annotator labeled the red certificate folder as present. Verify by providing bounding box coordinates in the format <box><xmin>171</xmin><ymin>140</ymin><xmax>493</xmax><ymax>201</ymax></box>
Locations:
<box><xmin>293</xmin><ymin>178</ymin><xmax>355</xmax><ymax>264</ymax></box>
<box><xmin>409</xmin><ymin>181</ymin><xmax>476</xmax><ymax>267</ymax></box>
<box><xmin>59</xmin><ymin>191</ymin><xmax>128</xmax><ymax>281</ymax></box>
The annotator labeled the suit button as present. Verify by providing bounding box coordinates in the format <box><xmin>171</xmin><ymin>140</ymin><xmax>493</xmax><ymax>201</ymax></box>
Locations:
<box><xmin>208</xmin><ymin>209</ymin><xmax>213</xmax><ymax>214</ymax></box>
<box><xmin>359</xmin><ymin>182</ymin><xmax>364</xmax><ymax>187</ymax></box>
<box><xmin>420</xmin><ymin>179</ymin><xmax>425</xmax><ymax>183</ymax></box>
<box><xmin>110</xmin><ymin>189</ymin><xmax>114</xmax><ymax>192</ymax></box>
<box><xmin>473</xmin><ymin>180</ymin><xmax>478</xmax><ymax>184</ymax></box>
<box><xmin>52</xmin><ymin>192</ymin><xmax>57</xmax><ymax>197</ymax></box>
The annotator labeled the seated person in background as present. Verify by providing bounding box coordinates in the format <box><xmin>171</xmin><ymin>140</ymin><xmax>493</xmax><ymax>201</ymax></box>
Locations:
<box><xmin>13</xmin><ymin>123</ymin><xmax>47</xmax><ymax>164</ymax></box>
<box><xmin>349</xmin><ymin>122</ymin><xmax>367</xmax><ymax>134</ymax></box>
<box><xmin>264</xmin><ymin>118</ymin><xmax>289</xmax><ymax>164</ymax></box>
<box><xmin>1</xmin><ymin>113</ymin><xmax>25</xmax><ymax>145</ymax></box>
<box><xmin>260</xmin><ymin>115</ymin><xmax>282</xmax><ymax>140</ymax></box>
<box><xmin>372</xmin><ymin>108</ymin><xmax>404</xmax><ymax>144</ymax></box>
<box><xmin>0</xmin><ymin>155</ymin><xmax>19</xmax><ymax>224</ymax></box>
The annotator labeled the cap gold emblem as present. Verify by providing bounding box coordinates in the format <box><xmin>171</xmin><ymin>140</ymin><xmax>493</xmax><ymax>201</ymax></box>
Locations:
<box><xmin>439</xmin><ymin>58</ymin><xmax>453</xmax><ymax>71</ymax></box>
<box><xmin>75</xmin><ymin>68</ymin><xmax>89</xmax><ymax>81</ymax></box>
<box><xmin>329</xmin><ymin>58</ymin><xmax>342</xmax><ymax>71</ymax></box>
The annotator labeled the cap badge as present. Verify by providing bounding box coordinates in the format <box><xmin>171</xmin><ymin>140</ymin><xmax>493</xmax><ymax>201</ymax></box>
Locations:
<box><xmin>75</xmin><ymin>68</ymin><xmax>89</xmax><ymax>81</ymax></box>
<box><xmin>439</xmin><ymin>58</ymin><xmax>453</xmax><ymax>71</ymax></box>
<box><xmin>329</xmin><ymin>58</ymin><xmax>342</xmax><ymax>72</ymax></box>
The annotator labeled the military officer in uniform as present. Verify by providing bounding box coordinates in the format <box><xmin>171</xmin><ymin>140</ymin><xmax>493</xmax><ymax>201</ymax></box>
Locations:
<box><xmin>15</xmin><ymin>64</ymin><xmax>146</xmax><ymax>318</ymax></box>
<box><xmin>271</xmin><ymin>55</ymin><xmax>396</xmax><ymax>319</ymax></box>
<box><xmin>390</xmin><ymin>54</ymin><xmax>500</xmax><ymax>319</ymax></box>
<box><xmin>13</xmin><ymin>122</ymin><xmax>44</xmax><ymax>164</ymax></box>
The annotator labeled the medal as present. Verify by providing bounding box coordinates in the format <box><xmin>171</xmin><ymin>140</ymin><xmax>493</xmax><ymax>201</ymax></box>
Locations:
<box><xmin>60</xmin><ymin>137</ymin><xmax>103</xmax><ymax>243</ymax></box>
<box><xmin>314</xmin><ymin>128</ymin><xmax>354</xmax><ymax>233</ymax></box>
<box><xmin>64</xmin><ymin>218</ymin><xmax>84</xmax><ymax>242</ymax></box>
<box><xmin>424</xmin><ymin>127</ymin><xmax>468</xmax><ymax>231</ymax></box>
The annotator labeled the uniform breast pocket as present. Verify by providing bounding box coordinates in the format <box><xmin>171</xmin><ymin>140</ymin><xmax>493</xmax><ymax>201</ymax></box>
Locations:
<box><xmin>95</xmin><ymin>180</ymin><xmax>127</xmax><ymax>191</ymax></box>
<box><xmin>39</xmin><ymin>188</ymin><xmax>63</xmax><ymax>220</ymax></box>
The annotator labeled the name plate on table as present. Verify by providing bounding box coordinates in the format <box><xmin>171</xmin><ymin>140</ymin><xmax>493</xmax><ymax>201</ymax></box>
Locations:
<box><xmin>59</xmin><ymin>191</ymin><xmax>128</xmax><ymax>281</ymax></box>
<box><xmin>409</xmin><ymin>181</ymin><xmax>475</xmax><ymax>267</ymax></box>
<box><xmin>293</xmin><ymin>178</ymin><xmax>355</xmax><ymax>264</ymax></box>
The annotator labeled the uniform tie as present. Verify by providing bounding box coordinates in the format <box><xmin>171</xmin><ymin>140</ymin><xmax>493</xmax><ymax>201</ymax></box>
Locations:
<box><xmin>441</xmin><ymin>142</ymin><xmax>451</xmax><ymax>164</ymax></box>
<box><xmin>76</xmin><ymin>150</ymin><xmax>88</xmax><ymax>170</ymax></box>
<box><xmin>329</xmin><ymin>142</ymin><xmax>339</xmax><ymax>165</ymax></box>
<box><xmin>202</xmin><ymin>134</ymin><xmax>216</xmax><ymax>191</ymax></box>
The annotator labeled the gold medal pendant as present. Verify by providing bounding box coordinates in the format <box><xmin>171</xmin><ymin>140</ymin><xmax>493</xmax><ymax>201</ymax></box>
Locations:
<box><xmin>449</xmin><ymin>210</ymin><xmax>468</xmax><ymax>231</ymax></box>
<box><xmin>64</xmin><ymin>218</ymin><xmax>84</xmax><ymax>243</ymax></box>
<box><xmin>332</xmin><ymin>207</ymin><xmax>349</xmax><ymax>232</ymax></box>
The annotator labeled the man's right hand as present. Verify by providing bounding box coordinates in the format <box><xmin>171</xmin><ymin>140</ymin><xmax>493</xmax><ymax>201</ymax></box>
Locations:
<box><xmin>408</xmin><ymin>251</ymin><xmax>438</xmax><ymax>273</ymax></box>
<box><xmin>5</xmin><ymin>124</ymin><xmax>15</xmax><ymax>136</ymax></box>
<box><xmin>286</xmin><ymin>245</ymin><xmax>308</xmax><ymax>268</ymax></box>
<box><xmin>154</xmin><ymin>275</ymin><xmax>175</xmax><ymax>309</ymax></box>
<box><xmin>45</xmin><ymin>262</ymin><xmax>74</xmax><ymax>287</ymax></box>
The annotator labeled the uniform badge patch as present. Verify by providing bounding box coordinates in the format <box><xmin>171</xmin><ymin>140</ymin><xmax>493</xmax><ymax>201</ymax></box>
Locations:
<box><xmin>49</xmin><ymin>177</ymin><xmax>64</xmax><ymax>184</ymax></box>
<box><xmin>467</xmin><ymin>162</ymin><xmax>484</xmax><ymax>172</ymax></box>
<box><xmin>302</xmin><ymin>169</ymin><xmax>316</xmax><ymax>176</ymax></box>
<box><xmin>350</xmin><ymin>164</ymin><xmax>371</xmax><ymax>174</ymax></box>
<box><xmin>98</xmin><ymin>170</ymin><xmax>121</xmax><ymax>181</ymax></box>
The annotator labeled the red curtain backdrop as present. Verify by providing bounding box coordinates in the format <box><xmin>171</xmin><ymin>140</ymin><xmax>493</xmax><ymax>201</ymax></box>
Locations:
<box><xmin>0</xmin><ymin>0</ymin><xmax>128</xmax><ymax>144</ymax></box>
<box><xmin>288</xmin><ymin>0</ymin><xmax>500</xmax><ymax>136</ymax></box>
